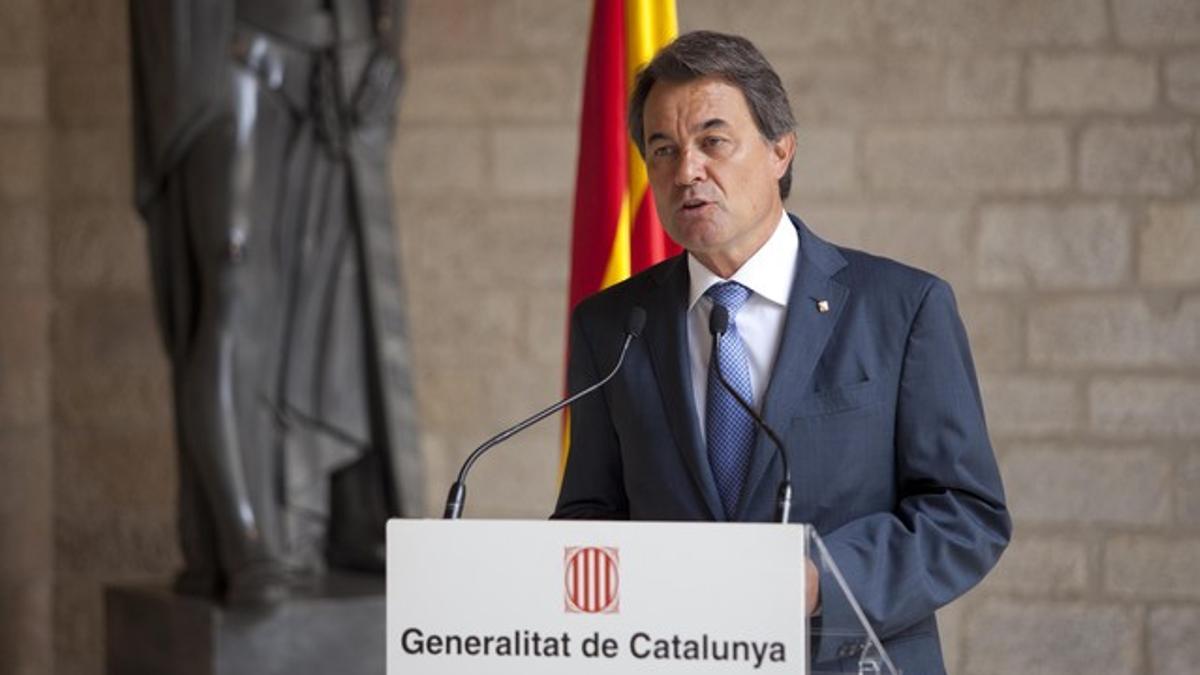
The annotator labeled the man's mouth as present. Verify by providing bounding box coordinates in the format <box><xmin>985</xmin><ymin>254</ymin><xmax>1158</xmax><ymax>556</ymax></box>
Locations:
<box><xmin>679</xmin><ymin>198</ymin><xmax>711</xmax><ymax>211</ymax></box>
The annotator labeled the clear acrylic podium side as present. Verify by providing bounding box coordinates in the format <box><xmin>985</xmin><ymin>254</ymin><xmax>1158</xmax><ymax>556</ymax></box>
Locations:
<box><xmin>807</xmin><ymin>526</ymin><xmax>901</xmax><ymax>675</ymax></box>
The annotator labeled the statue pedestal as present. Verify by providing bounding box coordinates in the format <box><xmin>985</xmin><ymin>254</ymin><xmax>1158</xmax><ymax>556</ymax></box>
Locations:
<box><xmin>105</xmin><ymin>574</ymin><xmax>384</xmax><ymax>675</ymax></box>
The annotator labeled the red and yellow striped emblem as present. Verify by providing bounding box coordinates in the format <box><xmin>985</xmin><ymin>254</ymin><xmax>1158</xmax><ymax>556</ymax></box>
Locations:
<box><xmin>564</xmin><ymin>546</ymin><xmax>621</xmax><ymax>614</ymax></box>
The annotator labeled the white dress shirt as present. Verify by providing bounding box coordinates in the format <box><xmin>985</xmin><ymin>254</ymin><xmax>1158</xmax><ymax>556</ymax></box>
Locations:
<box><xmin>687</xmin><ymin>211</ymin><xmax>799</xmax><ymax>441</ymax></box>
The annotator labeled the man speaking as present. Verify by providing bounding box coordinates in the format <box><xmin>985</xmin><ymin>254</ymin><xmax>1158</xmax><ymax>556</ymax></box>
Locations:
<box><xmin>553</xmin><ymin>30</ymin><xmax>1010</xmax><ymax>673</ymax></box>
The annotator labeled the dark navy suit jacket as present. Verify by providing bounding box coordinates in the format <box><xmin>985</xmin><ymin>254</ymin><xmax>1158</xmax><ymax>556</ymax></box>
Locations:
<box><xmin>553</xmin><ymin>216</ymin><xmax>1011</xmax><ymax>673</ymax></box>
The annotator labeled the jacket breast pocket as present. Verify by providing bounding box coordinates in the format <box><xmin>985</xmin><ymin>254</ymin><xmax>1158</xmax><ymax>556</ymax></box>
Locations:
<box><xmin>796</xmin><ymin>379</ymin><xmax>881</xmax><ymax>418</ymax></box>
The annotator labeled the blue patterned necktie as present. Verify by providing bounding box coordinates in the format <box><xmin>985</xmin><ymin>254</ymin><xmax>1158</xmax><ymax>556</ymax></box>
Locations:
<box><xmin>705</xmin><ymin>281</ymin><xmax>756</xmax><ymax>519</ymax></box>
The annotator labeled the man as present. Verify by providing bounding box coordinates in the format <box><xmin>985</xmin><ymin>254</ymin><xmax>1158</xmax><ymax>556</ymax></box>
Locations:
<box><xmin>554</xmin><ymin>30</ymin><xmax>1010</xmax><ymax>673</ymax></box>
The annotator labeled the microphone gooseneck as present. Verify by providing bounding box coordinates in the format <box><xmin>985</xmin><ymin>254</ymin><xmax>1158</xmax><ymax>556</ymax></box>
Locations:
<box><xmin>443</xmin><ymin>306</ymin><xmax>646</xmax><ymax>519</ymax></box>
<box><xmin>708</xmin><ymin>304</ymin><xmax>794</xmax><ymax>524</ymax></box>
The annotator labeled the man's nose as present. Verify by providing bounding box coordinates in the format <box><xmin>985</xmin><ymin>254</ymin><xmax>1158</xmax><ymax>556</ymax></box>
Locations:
<box><xmin>674</xmin><ymin>148</ymin><xmax>705</xmax><ymax>186</ymax></box>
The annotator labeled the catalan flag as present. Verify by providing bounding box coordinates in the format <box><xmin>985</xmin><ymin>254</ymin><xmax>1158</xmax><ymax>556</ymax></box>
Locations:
<box><xmin>562</xmin><ymin>0</ymin><xmax>681</xmax><ymax>473</ymax></box>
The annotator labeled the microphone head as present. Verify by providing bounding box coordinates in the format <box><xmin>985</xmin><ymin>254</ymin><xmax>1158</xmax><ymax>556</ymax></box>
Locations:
<box><xmin>626</xmin><ymin>306</ymin><xmax>647</xmax><ymax>338</ymax></box>
<box><xmin>709</xmin><ymin>304</ymin><xmax>729</xmax><ymax>336</ymax></box>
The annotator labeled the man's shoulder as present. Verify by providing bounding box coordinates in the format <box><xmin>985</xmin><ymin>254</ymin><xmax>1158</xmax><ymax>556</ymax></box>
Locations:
<box><xmin>836</xmin><ymin>245</ymin><xmax>945</xmax><ymax>296</ymax></box>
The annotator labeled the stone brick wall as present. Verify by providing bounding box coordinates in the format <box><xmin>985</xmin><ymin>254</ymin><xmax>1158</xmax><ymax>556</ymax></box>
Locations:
<box><xmin>0</xmin><ymin>1</ymin><xmax>52</xmax><ymax>673</ymax></box>
<box><xmin>1</xmin><ymin>1</ymin><xmax>1199</xmax><ymax>673</ymax></box>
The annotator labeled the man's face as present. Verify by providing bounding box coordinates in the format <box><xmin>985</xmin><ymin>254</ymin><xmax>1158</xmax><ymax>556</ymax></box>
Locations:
<box><xmin>641</xmin><ymin>76</ymin><xmax>794</xmax><ymax>277</ymax></box>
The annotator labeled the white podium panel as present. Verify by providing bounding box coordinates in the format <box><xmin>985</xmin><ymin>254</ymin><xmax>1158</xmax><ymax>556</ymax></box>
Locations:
<box><xmin>387</xmin><ymin>519</ymin><xmax>808</xmax><ymax>674</ymax></box>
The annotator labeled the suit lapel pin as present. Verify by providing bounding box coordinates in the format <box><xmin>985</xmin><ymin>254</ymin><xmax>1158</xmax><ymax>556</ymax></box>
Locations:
<box><xmin>816</xmin><ymin>299</ymin><xmax>830</xmax><ymax>314</ymax></box>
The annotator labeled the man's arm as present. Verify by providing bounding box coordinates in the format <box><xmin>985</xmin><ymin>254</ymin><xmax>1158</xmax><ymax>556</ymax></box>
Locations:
<box><xmin>552</xmin><ymin>306</ymin><xmax>630</xmax><ymax>520</ymax></box>
<box><xmin>816</xmin><ymin>278</ymin><xmax>1011</xmax><ymax>648</ymax></box>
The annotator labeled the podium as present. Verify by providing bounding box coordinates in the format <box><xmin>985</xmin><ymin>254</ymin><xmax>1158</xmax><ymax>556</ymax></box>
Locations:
<box><xmin>387</xmin><ymin>520</ymin><xmax>898</xmax><ymax>674</ymax></box>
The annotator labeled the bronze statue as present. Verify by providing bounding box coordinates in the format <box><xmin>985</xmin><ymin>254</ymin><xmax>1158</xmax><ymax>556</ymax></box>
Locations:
<box><xmin>130</xmin><ymin>0</ymin><xmax>423</xmax><ymax>606</ymax></box>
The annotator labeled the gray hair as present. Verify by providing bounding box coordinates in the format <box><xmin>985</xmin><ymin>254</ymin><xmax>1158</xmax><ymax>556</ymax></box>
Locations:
<box><xmin>629</xmin><ymin>30</ymin><xmax>797</xmax><ymax>199</ymax></box>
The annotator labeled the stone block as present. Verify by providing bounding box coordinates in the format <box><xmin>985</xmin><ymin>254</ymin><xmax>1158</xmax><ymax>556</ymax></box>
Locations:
<box><xmin>55</xmin><ymin>513</ymin><xmax>177</xmax><ymax>578</ymax></box>
<box><xmin>51</xmin><ymin>293</ymin><xmax>170</xmax><ymax>431</ymax></box>
<box><xmin>407</xmin><ymin>286</ymin><xmax>524</xmax><ymax>367</ymax></box>
<box><xmin>964</xmin><ymin>600</ymin><xmax>1137</xmax><ymax>675</ymax></box>
<box><xmin>1090</xmin><ymin>378</ymin><xmax>1200</xmax><ymax>438</ymax></box>
<box><xmin>0</xmin><ymin>204</ymin><xmax>47</xmax><ymax>289</ymax></box>
<box><xmin>1166</xmin><ymin>53</ymin><xmax>1200</xmax><ymax>111</ymax></box>
<box><xmin>522</xmin><ymin>288</ymin><xmax>569</xmax><ymax>371</ymax></box>
<box><xmin>865</xmin><ymin>124</ymin><xmax>1069</xmax><ymax>194</ymax></box>
<box><xmin>0</xmin><ymin>576</ymin><xmax>52</xmax><ymax>675</ymax></box>
<box><xmin>1141</xmin><ymin>201</ymin><xmax>1200</xmax><ymax>286</ymax></box>
<box><xmin>781</xmin><ymin>56</ymin><xmax>944</xmax><ymax>123</ymax></box>
<box><xmin>397</xmin><ymin>196</ymin><xmax>569</xmax><ymax>293</ymax></box>
<box><xmin>1080</xmin><ymin>123</ymin><xmax>1195</xmax><ymax>196</ymax></box>
<box><xmin>977</xmin><ymin>203</ymin><xmax>1131</xmax><ymax>290</ymax></box>
<box><xmin>959</xmin><ymin>297</ymin><xmax>1023</xmax><ymax>371</ymax></box>
<box><xmin>1029</xmin><ymin>297</ymin><xmax>1200</xmax><ymax>368</ymax></box>
<box><xmin>796</xmin><ymin>203</ymin><xmax>973</xmax><ymax>290</ymax></box>
<box><xmin>399</xmin><ymin>61</ymin><xmax>575</xmax><ymax>124</ymax></box>
<box><xmin>0</xmin><ymin>429</ymin><xmax>51</xmax><ymax>577</ymax></box>
<box><xmin>978</xmin><ymin>533</ymin><xmax>1089</xmax><ymax>594</ymax></box>
<box><xmin>1149</xmin><ymin>606</ymin><xmax>1200</xmax><ymax>674</ymax></box>
<box><xmin>946</xmin><ymin>56</ymin><xmax>1020</xmax><ymax>117</ymax></box>
<box><xmin>1105</xmin><ymin>535</ymin><xmax>1200</xmax><ymax>599</ymax></box>
<box><xmin>0</xmin><ymin>126</ymin><xmax>45</xmax><ymax>201</ymax></box>
<box><xmin>416</xmin><ymin>431</ymin><xmax>452</xmax><ymax>517</ymax></box>
<box><xmin>45</xmin><ymin>0</ymin><xmax>129</xmax><ymax>66</ymax></box>
<box><xmin>728</xmin><ymin>0</ymin><xmax>875</xmax><ymax>53</ymax></box>
<box><xmin>495</xmin><ymin>0</ymin><xmax>590</xmax><ymax>57</ymax></box>
<box><xmin>791</xmin><ymin>127</ymin><xmax>857</xmax><ymax>194</ymax></box>
<box><xmin>490</xmin><ymin>125</ymin><xmax>577</xmax><ymax>197</ymax></box>
<box><xmin>875</xmin><ymin>0</ymin><xmax>1107</xmax><ymax>49</ymax></box>
<box><xmin>464</xmin><ymin>424</ymin><xmax>559</xmax><ymax>518</ymax></box>
<box><xmin>405</xmin><ymin>0</ymin><xmax>501</xmax><ymax>60</ymax></box>
<box><xmin>106</xmin><ymin>579</ymin><xmax>387</xmax><ymax>675</ymax></box>
<box><xmin>1029</xmin><ymin>54</ymin><xmax>1157</xmax><ymax>113</ymax></box>
<box><xmin>980</xmin><ymin>375</ymin><xmax>1080</xmax><ymax>436</ymax></box>
<box><xmin>936</xmin><ymin>601</ymin><xmax>965</xmax><ymax>674</ymax></box>
<box><xmin>51</xmin><ymin>206</ymin><xmax>150</xmax><ymax>292</ymax></box>
<box><xmin>0</xmin><ymin>65</ymin><xmax>45</xmax><ymax>122</ymax></box>
<box><xmin>54</xmin><ymin>428</ymin><xmax>175</xmax><ymax>539</ymax></box>
<box><xmin>0</xmin><ymin>0</ymin><xmax>44</xmax><ymax>64</ymax></box>
<box><xmin>1001</xmin><ymin>445</ymin><xmax>1170</xmax><ymax>526</ymax></box>
<box><xmin>0</xmin><ymin>293</ymin><xmax>49</xmax><ymax>428</ymax></box>
<box><xmin>53</xmin><ymin>126</ymin><xmax>132</xmax><ymax>202</ymax></box>
<box><xmin>1179</xmin><ymin>453</ymin><xmax>1200</xmax><ymax>525</ymax></box>
<box><xmin>53</xmin><ymin>293</ymin><xmax>162</xmax><ymax>373</ymax></box>
<box><xmin>48</xmin><ymin>62</ymin><xmax>129</xmax><ymax>127</ymax></box>
<box><xmin>55</xmin><ymin>574</ymin><xmax>104</xmax><ymax>675</ymax></box>
<box><xmin>60</xmin><ymin>379</ymin><xmax>162</xmax><ymax>444</ymax></box>
<box><xmin>1114</xmin><ymin>0</ymin><xmax>1200</xmax><ymax>46</ymax></box>
<box><xmin>392</xmin><ymin>126</ymin><xmax>486</xmax><ymax>196</ymax></box>
<box><xmin>676</xmin><ymin>0</ymin><xmax>729</xmax><ymax>33</ymax></box>
<box><xmin>411</xmin><ymin>364</ymin><xmax>494</xmax><ymax>435</ymax></box>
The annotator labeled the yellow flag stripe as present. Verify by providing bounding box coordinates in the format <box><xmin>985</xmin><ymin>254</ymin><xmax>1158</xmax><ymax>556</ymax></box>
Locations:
<box><xmin>600</xmin><ymin>191</ymin><xmax>633</xmax><ymax>290</ymax></box>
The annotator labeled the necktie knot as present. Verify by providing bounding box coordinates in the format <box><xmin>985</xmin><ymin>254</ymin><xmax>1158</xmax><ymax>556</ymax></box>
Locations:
<box><xmin>705</xmin><ymin>281</ymin><xmax>752</xmax><ymax>317</ymax></box>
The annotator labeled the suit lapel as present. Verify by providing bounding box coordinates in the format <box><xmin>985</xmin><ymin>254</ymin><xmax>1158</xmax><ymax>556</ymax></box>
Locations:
<box><xmin>643</xmin><ymin>257</ymin><xmax>724</xmax><ymax>521</ymax></box>
<box><xmin>734</xmin><ymin>217</ymin><xmax>849</xmax><ymax>519</ymax></box>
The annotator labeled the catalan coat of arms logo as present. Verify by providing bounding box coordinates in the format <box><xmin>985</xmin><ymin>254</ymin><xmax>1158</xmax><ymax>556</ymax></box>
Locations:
<box><xmin>564</xmin><ymin>546</ymin><xmax>619</xmax><ymax>614</ymax></box>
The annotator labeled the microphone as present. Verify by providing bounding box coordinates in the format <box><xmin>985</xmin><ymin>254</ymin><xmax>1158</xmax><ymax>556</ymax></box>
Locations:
<box><xmin>709</xmin><ymin>305</ymin><xmax>793</xmax><ymax>524</ymax></box>
<box><xmin>443</xmin><ymin>306</ymin><xmax>647</xmax><ymax>519</ymax></box>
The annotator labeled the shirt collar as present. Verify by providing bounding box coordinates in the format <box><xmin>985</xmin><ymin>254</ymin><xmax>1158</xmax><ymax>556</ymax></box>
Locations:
<box><xmin>687</xmin><ymin>211</ymin><xmax>798</xmax><ymax>310</ymax></box>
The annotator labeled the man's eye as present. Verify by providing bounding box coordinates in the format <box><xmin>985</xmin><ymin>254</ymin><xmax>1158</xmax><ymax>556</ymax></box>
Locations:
<box><xmin>651</xmin><ymin>146</ymin><xmax>676</xmax><ymax>158</ymax></box>
<box><xmin>703</xmin><ymin>136</ymin><xmax>727</xmax><ymax>148</ymax></box>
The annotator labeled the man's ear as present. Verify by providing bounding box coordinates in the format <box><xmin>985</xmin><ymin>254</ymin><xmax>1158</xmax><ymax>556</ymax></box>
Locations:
<box><xmin>771</xmin><ymin>132</ymin><xmax>796</xmax><ymax>179</ymax></box>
